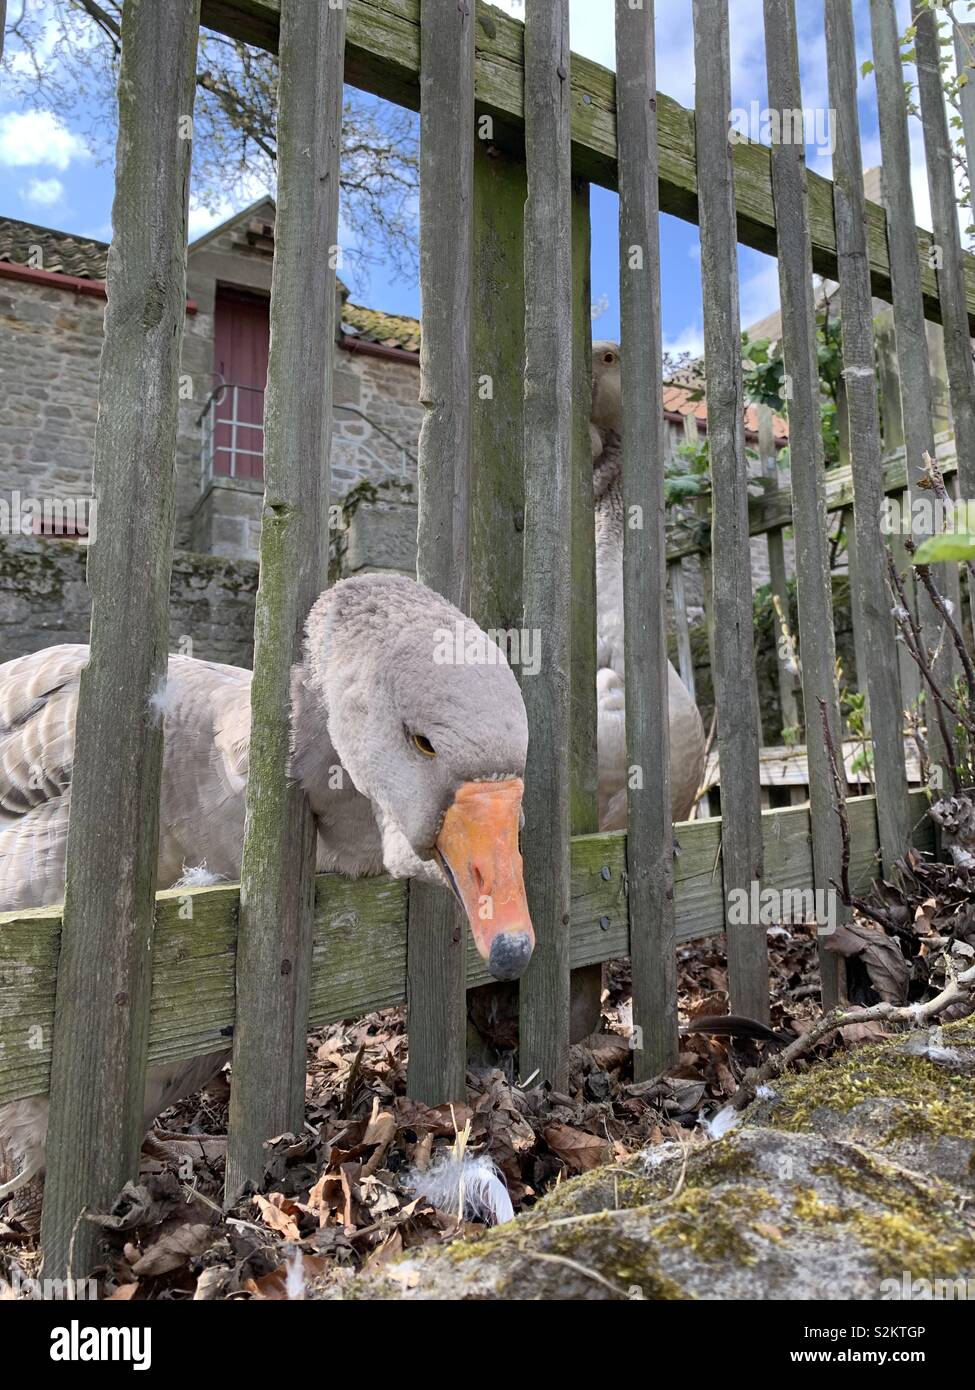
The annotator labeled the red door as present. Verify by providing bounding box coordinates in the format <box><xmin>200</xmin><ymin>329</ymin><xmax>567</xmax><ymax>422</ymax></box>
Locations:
<box><xmin>211</xmin><ymin>288</ymin><xmax>270</xmax><ymax>479</ymax></box>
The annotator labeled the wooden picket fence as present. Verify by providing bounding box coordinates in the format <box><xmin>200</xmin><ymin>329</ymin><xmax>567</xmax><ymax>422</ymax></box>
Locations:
<box><xmin>2</xmin><ymin>0</ymin><xmax>974</xmax><ymax>1280</ymax></box>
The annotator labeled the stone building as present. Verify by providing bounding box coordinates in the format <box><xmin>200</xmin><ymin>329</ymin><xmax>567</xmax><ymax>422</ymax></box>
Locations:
<box><xmin>0</xmin><ymin>199</ymin><xmax>788</xmax><ymax>668</ymax></box>
<box><xmin>0</xmin><ymin>201</ymin><xmax>424</xmax><ymax>662</ymax></box>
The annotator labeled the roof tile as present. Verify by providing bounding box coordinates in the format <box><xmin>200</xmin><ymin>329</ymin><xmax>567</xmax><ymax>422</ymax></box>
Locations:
<box><xmin>0</xmin><ymin>216</ymin><xmax>108</xmax><ymax>280</ymax></box>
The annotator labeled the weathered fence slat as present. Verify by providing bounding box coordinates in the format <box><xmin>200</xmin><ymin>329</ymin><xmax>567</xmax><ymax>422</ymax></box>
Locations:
<box><xmin>914</xmin><ymin>0</ymin><xmax>975</xmax><ymax>505</ymax></box>
<box><xmin>570</xmin><ymin>180</ymin><xmax>598</xmax><ymax>839</ymax></box>
<box><xmin>39</xmin><ymin>0</ymin><xmax>201</xmax><ymax>1279</ymax></box>
<box><xmin>519</xmin><ymin>0</ymin><xmax>574</xmax><ymax>1090</ymax></box>
<box><xmin>466</xmin><ymin>134</ymin><xmax>528</xmax><ymax>1064</ymax></box>
<box><xmin>199</xmin><ymin>0</ymin><xmax>975</xmax><ymax>330</ymax></box>
<box><xmin>615</xmin><ymin>0</ymin><xmax>678</xmax><ymax>1077</ymax></box>
<box><xmin>225</xmin><ymin>0</ymin><xmax>344</xmax><ymax>1201</ymax></box>
<box><xmin>763</xmin><ymin>0</ymin><xmax>846</xmax><ymax>1009</ymax></box>
<box><xmin>842</xmin><ymin>501</ymin><xmax>870</xmax><ymax>760</ymax></box>
<box><xmin>824</xmin><ymin>0</ymin><xmax>910</xmax><ymax>876</ymax></box>
<box><xmin>568</xmin><ymin>176</ymin><xmax>602</xmax><ymax>1038</ymax></box>
<box><xmin>869</xmin><ymin>0</ymin><xmax>955</xmax><ymax>774</ymax></box>
<box><xmin>470</xmin><ymin>137</ymin><xmax>525</xmax><ymax>641</ymax></box>
<box><xmin>693</xmin><ymin>0</ymin><xmax>767</xmax><ymax>1020</ymax></box>
<box><xmin>873</xmin><ymin>306</ymin><xmax>905</xmax><ymax>456</ymax></box>
<box><xmin>688</xmin><ymin>413</ymin><xmax>717</xmax><ymax>689</ymax></box>
<box><xmin>405</xmin><ymin>0</ymin><xmax>475</xmax><ymax>1106</ymax></box>
<box><xmin>759</xmin><ymin>407</ymin><xmax>799</xmax><ymax>739</ymax></box>
<box><xmin>956</xmin><ymin>26</ymin><xmax>975</xmax><ymax>214</ymax></box>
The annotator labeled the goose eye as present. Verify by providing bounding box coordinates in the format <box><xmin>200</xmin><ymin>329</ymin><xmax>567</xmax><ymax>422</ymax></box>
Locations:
<box><xmin>412</xmin><ymin>733</ymin><xmax>436</xmax><ymax>758</ymax></box>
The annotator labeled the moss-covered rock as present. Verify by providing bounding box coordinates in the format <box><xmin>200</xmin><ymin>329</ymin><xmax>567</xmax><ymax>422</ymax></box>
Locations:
<box><xmin>752</xmin><ymin>1020</ymin><xmax>975</xmax><ymax>1191</ymax></box>
<box><xmin>315</xmin><ymin>1024</ymin><xmax>975</xmax><ymax>1301</ymax></box>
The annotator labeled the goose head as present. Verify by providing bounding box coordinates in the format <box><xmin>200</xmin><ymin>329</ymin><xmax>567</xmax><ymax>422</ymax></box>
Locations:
<box><xmin>591</xmin><ymin>340</ymin><xmax>623</xmax><ymax>501</ymax></box>
<box><xmin>591</xmin><ymin>340</ymin><xmax>621</xmax><ymax>436</ymax></box>
<box><xmin>302</xmin><ymin>573</ymin><xmax>534</xmax><ymax>981</ymax></box>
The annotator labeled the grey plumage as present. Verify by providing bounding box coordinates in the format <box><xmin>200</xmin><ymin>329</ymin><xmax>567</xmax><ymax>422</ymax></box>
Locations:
<box><xmin>591</xmin><ymin>341</ymin><xmax>707</xmax><ymax>827</ymax></box>
<box><xmin>0</xmin><ymin>572</ymin><xmax>533</xmax><ymax>1193</ymax></box>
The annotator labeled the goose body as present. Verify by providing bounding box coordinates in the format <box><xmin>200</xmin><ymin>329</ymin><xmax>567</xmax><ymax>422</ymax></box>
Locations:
<box><xmin>0</xmin><ymin>573</ymin><xmax>534</xmax><ymax>1193</ymax></box>
<box><xmin>0</xmin><ymin>646</ymin><xmax>386</xmax><ymax>915</ymax></box>
<box><xmin>591</xmin><ymin>343</ymin><xmax>706</xmax><ymax>828</ymax></box>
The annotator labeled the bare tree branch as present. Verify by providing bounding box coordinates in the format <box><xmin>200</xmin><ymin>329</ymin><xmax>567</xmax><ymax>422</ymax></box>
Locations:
<box><xmin>732</xmin><ymin>960</ymin><xmax>975</xmax><ymax>1109</ymax></box>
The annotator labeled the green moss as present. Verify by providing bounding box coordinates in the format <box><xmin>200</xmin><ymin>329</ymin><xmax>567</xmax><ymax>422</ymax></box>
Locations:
<box><xmin>651</xmin><ymin>1185</ymin><xmax>778</xmax><ymax>1265</ymax></box>
<box><xmin>171</xmin><ymin>549</ymin><xmax>259</xmax><ymax>596</ymax></box>
<box><xmin>768</xmin><ymin>1021</ymin><xmax>975</xmax><ymax>1142</ymax></box>
<box><xmin>791</xmin><ymin>1187</ymin><xmax>841</xmax><ymax>1225</ymax></box>
<box><xmin>528</xmin><ymin>1166</ymin><xmax>666</xmax><ymax>1220</ymax></box>
<box><xmin>802</xmin><ymin>1146</ymin><xmax>975</xmax><ymax>1281</ymax></box>
<box><xmin>486</xmin><ymin>1218</ymin><xmax>690</xmax><ymax>1300</ymax></box>
<box><xmin>692</xmin><ymin>1140</ymin><xmax>759</xmax><ymax>1185</ymax></box>
<box><xmin>0</xmin><ymin>535</ymin><xmax>71</xmax><ymax>595</ymax></box>
<box><xmin>847</xmin><ymin>1208</ymin><xmax>975</xmax><ymax>1277</ymax></box>
<box><xmin>545</xmin><ymin>1226</ymin><xmax>688</xmax><ymax>1300</ymax></box>
<box><xmin>338</xmin><ymin>476</ymin><xmax>415</xmax><ymax>523</ymax></box>
<box><xmin>429</xmin><ymin>1141</ymin><xmax>771</xmax><ymax>1293</ymax></box>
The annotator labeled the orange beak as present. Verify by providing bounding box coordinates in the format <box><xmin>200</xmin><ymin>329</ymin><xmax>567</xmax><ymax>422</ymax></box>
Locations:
<box><xmin>434</xmin><ymin>778</ymin><xmax>535</xmax><ymax>981</ymax></box>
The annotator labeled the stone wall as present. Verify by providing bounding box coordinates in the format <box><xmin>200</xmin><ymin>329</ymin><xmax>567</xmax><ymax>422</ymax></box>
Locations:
<box><xmin>0</xmin><ymin>270</ymin><xmax>424</xmax><ymax>567</ymax></box>
<box><xmin>0</xmin><ymin>535</ymin><xmax>259</xmax><ymax>668</ymax></box>
<box><xmin>0</xmin><ymin>277</ymin><xmax>103</xmax><ymax>510</ymax></box>
<box><xmin>332</xmin><ymin>350</ymin><xmax>422</xmax><ymax>494</ymax></box>
<box><xmin>190</xmin><ymin>351</ymin><xmax>424</xmax><ymax>563</ymax></box>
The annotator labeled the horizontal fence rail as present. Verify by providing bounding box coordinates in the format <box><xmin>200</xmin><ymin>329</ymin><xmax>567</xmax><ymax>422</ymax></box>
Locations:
<box><xmin>665</xmin><ymin>433</ymin><xmax>962</xmax><ymax>561</ymax></box>
<box><xmin>199</xmin><ymin>0</ymin><xmax>975</xmax><ymax>328</ymax></box>
<box><xmin>0</xmin><ymin>793</ymin><xmax>934</xmax><ymax>1109</ymax></box>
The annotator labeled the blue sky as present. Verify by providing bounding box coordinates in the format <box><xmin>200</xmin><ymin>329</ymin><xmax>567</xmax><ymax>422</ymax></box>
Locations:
<box><xmin>0</xmin><ymin>0</ymin><xmax>932</xmax><ymax>355</ymax></box>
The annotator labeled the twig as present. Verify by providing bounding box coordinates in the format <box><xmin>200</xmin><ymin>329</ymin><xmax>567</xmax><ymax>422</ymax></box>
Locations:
<box><xmin>911</xmin><ymin>554</ymin><xmax>975</xmax><ymax>705</ymax></box>
<box><xmin>690</xmin><ymin>708</ymin><xmax>718</xmax><ymax>814</ymax></box>
<box><xmin>731</xmin><ymin>961</ymin><xmax>975</xmax><ymax>1110</ymax></box>
<box><xmin>342</xmin><ymin>1045</ymin><xmax>365</xmax><ymax>1120</ymax></box>
<box><xmin>918</xmin><ymin>450</ymin><xmax>967</xmax><ymax>591</ymax></box>
<box><xmin>527</xmin><ymin>1251</ymin><xmax>635</xmax><ymax>1299</ymax></box>
<box><xmin>885</xmin><ymin>552</ymin><xmax>963</xmax><ymax>791</ymax></box>
<box><xmin>661</xmin><ymin>1124</ymin><xmax>691</xmax><ymax>1204</ymax></box>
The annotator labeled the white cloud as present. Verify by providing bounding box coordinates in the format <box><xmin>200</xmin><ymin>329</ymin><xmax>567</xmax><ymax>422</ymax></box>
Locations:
<box><xmin>19</xmin><ymin>176</ymin><xmax>64</xmax><ymax>209</ymax></box>
<box><xmin>738</xmin><ymin>251</ymin><xmax>781</xmax><ymax>332</ymax></box>
<box><xmin>663</xmin><ymin>323</ymin><xmax>705</xmax><ymax>359</ymax></box>
<box><xmin>591</xmin><ymin>291</ymin><xmax>611</xmax><ymax>322</ymax></box>
<box><xmin>0</xmin><ymin>110</ymin><xmax>88</xmax><ymax>171</ymax></box>
<box><xmin>3</xmin><ymin>9</ymin><xmax>62</xmax><ymax>78</ymax></box>
<box><xmin>568</xmin><ymin>0</ymin><xmax>615</xmax><ymax>70</ymax></box>
<box><xmin>858</xmin><ymin>128</ymin><xmax>933</xmax><ymax>233</ymax></box>
<box><xmin>188</xmin><ymin>170</ymin><xmax>271</xmax><ymax>240</ymax></box>
<box><xmin>484</xmin><ymin>0</ymin><xmax>616</xmax><ymax>66</ymax></box>
<box><xmin>188</xmin><ymin>198</ymin><xmax>237</xmax><ymax>240</ymax></box>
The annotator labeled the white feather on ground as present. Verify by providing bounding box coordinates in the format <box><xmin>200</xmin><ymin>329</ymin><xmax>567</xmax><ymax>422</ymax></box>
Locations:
<box><xmin>701</xmin><ymin>1104</ymin><xmax>740</xmax><ymax>1141</ymax></box>
<box><xmin>409</xmin><ymin>1152</ymin><xmax>514</xmax><ymax>1226</ymax></box>
<box><xmin>285</xmin><ymin>1252</ymin><xmax>306</xmax><ymax>1300</ymax></box>
<box><xmin>639</xmin><ymin>1141</ymin><xmax>683</xmax><ymax>1171</ymax></box>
